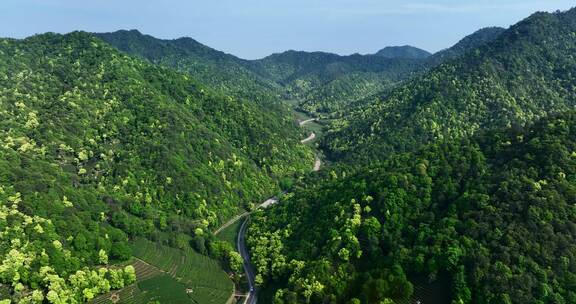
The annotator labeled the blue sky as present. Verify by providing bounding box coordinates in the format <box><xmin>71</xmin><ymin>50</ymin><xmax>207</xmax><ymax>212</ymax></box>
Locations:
<box><xmin>0</xmin><ymin>0</ymin><xmax>574</xmax><ymax>59</ymax></box>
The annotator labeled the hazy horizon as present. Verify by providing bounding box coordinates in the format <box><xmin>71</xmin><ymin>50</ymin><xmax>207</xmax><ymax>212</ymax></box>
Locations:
<box><xmin>1</xmin><ymin>0</ymin><xmax>574</xmax><ymax>59</ymax></box>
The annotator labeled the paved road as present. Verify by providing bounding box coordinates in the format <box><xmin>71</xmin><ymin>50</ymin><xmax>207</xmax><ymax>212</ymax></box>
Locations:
<box><xmin>313</xmin><ymin>156</ymin><xmax>321</xmax><ymax>171</ymax></box>
<box><xmin>237</xmin><ymin>218</ymin><xmax>257</xmax><ymax>304</ymax></box>
<box><xmin>235</xmin><ymin>197</ymin><xmax>279</xmax><ymax>304</ymax></box>
<box><xmin>300</xmin><ymin>132</ymin><xmax>316</xmax><ymax>144</ymax></box>
<box><xmin>259</xmin><ymin>197</ymin><xmax>279</xmax><ymax>208</ymax></box>
<box><xmin>299</xmin><ymin>118</ymin><xmax>317</xmax><ymax>126</ymax></box>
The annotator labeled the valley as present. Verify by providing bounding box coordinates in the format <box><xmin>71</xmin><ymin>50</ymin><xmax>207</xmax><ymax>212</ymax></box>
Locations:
<box><xmin>1</xmin><ymin>4</ymin><xmax>576</xmax><ymax>304</ymax></box>
<box><xmin>89</xmin><ymin>108</ymin><xmax>323</xmax><ymax>304</ymax></box>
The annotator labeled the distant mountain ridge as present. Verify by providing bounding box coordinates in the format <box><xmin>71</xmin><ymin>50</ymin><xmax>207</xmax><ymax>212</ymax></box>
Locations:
<box><xmin>253</xmin><ymin>50</ymin><xmax>427</xmax><ymax>114</ymax></box>
<box><xmin>282</xmin><ymin>28</ymin><xmax>506</xmax><ymax>114</ymax></box>
<box><xmin>96</xmin><ymin>30</ymin><xmax>430</xmax><ymax>114</ymax></box>
<box><xmin>95</xmin><ymin>30</ymin><xmax>283</xmax><ymax>101</ymax></box>
<box><xmin>95</xmin><ymin>28</ymin><xmax>508</xmax><ymax>116</ymax></box>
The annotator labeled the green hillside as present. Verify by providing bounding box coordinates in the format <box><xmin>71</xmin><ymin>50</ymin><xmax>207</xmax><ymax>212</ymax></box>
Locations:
<box><xmin>323</xmin><ymin>9</ymin><xmax>576</xmax><ymax>161</ymax></box>
<box><xmin>3</xmin><ymin>4</ymin><xmax>576</xmax><ymax>304</ymax></box>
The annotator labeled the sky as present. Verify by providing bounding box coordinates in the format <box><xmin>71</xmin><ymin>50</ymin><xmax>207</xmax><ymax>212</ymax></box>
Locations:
<box><xmin>0</xmin><ymin>0</ymin><xmax>574</xmax><ymax>59</ymax></box>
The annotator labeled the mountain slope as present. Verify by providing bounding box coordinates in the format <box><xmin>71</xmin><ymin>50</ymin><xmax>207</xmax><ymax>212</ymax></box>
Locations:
<box><xmin>95</xmin><ymin>30</ymin><xmax>282</xmax><ymax>101</ymax></box>
<box><xmin>375</xmin><ymin>45</ymin><xmax>431</xmax><ymax>59</ymax></box>
<box><xmin>323</xmin><ymin>8</ymin><xmax>576</xmax><ymax>160</ymax></box>
<box><xmin>248</xmin><ymin>111</ymin><xmax>576</xmax><ymax>303</ymax></box>
<box><xmin>252</xmin><ymin>50</ymin><xmax>344</xmax><ymax>85</ymax></box>
<box><xmin>0</xmin><ymin>31</ymin><xmax>313</xmax><ymax>301</ymax></box>
<box><xmin>426</xmin><ymin>27</ymin><xmax>506</xmax><ymax>67</ymax></box>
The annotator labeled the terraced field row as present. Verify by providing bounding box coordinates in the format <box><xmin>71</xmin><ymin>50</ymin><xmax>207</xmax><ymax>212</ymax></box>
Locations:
<box><xmin>91</xmin><ymin>283</ymin><xmax>147</xmax><ymax>304</ymax></box>
<box><xmin>131</xmin><ymin>238</ymin><xmax>233</xmax><ymax>303</ymax></box>
<box><xmin>91</xmin><ymin>238</ymin><xmax>233</xmax><ymax>304</ymax></box>
<box><xmin>132</xmin><ymin>258</ymin><xmax>163</xmax><ymax>281</ymax></box>
<box><xmin>91</xmin><ymin>258</ymin><xmax>162</xmax><ymax>304</ymax></box>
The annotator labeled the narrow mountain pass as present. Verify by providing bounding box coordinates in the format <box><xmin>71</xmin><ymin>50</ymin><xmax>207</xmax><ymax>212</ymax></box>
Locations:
<box><xmin>215</xmin><ymin>113</ymin><xmax>323</xmax><ymax>237</ymax></box>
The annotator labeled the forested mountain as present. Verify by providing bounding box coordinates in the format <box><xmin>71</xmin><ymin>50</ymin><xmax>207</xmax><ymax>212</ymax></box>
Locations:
<box><xmin>95</xmin><ymin>30</ymin><xmax>282</xmax><ymax>101</ymax></box>
<box><xmin>323</xmin><ymin>8</ymin><xmax>576</xmax><ymax>161</ymax></box>
<box><xmin>375</xmin><ymin>45</ymin><xmax>431</xmax><ymax>59</ymax></box>
<box><xmin>0</xmin><ymin>31</ymin><xmax>312</xmax><ymax>302</ymax></box>
<box><xmin>248</xmin><ymin>112</ymin><xmax>576</xmax><ymax>303</ymax></box>
<box><xmin>96</xmin><ymin>31</ymin><xmax>428</xmax><ymax>116</ymax></box>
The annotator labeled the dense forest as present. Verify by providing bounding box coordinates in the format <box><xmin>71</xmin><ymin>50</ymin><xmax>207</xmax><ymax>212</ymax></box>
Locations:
<box><xmin>248</xmin><ymin>112</ymin><xmax>576</xmax><ymax>303</ymax></box>
<box><xmin>322</xmin><ymin>9</ymin><xmax>576</xmax><ymax>161</ymax></box>
<box><xmin>0</xmin><ymin>31</ymin><xmax>312</xmax><ymax>302</ymax></box>
<box><xmin>244</xmin><ymin>6</ymin><xmax>576</xmax><ymax>304</ymax></box>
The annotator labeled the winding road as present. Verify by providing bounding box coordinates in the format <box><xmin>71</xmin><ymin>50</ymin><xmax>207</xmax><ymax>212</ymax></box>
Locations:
<box><xmin>213</xmin><ymin>196</ymin><xmax>280</xmax><ymax>304</ymax></box>
<box><xmin>298</xmin><ymin>118</ymin><xmax>317</xmax><ymax>126</ymax></box>
<box><xmin>231</xmin><ymin>115</ymin><xmax>321</xmax><ymax>304</ymax></box>
<box><xmin>300</xmin><ymin>132</ymin><xmax>316</xmax><ymax>144</ymax></box>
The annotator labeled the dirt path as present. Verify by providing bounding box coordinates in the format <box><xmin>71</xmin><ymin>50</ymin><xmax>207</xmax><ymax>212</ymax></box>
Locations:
<box><xmin>214</xmin><ymin>212</ymin><xmax>249</xmax><ymax>235</ymax></box>
<box><xmin>214</xmin><ymin>197</ymin><xmax>279</xmax><ymax>235</ymax></box>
